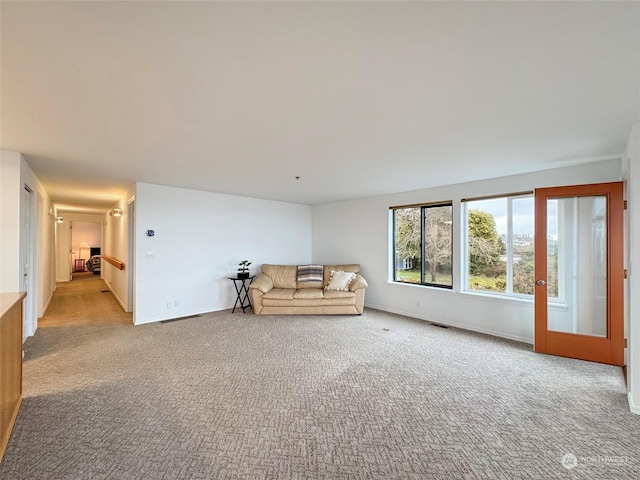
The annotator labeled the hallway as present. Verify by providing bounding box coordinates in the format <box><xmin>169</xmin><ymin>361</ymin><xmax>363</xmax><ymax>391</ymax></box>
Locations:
<box><xmin>40</xmin><ymin>275</ymin><xmax>132</xmax><ymax>328</ymax></box>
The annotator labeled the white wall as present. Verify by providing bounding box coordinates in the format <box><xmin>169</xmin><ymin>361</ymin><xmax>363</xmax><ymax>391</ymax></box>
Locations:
<box><xmin>71</xmin><ymin>221</ymin><xmax>101</xmax><ymax>263</ymax></box>
<box><xmin>37</xmin><ymin>192</ymin><xmax>55</xmax><ymax>317</ymax></box>
<box><xmin>20</xmin><ymin>155</ymin><xmax>55</xmax><ymax>334</ymax></box>
<box><xmin>134</xmin><ymin>183</ymin><xmax>312</xmax><ymax>324</ymax></box>
<box><xmin>103</xmin><ymin>192</ymin><xmax>134</xmax><ymax>312</ymax></box>
<box><xmin>0</xmin><ymin>151</ymin><xmax>21</xmax><ymax>293</ymax></box>
<box><xmin>624</xmin><ymin>123</ymin><xmax>640</xmax><ymax>414</ymax></box>
<box><xmin>1</xmin><ymin>150</ymin><xmax>55</xmax><ymax>338</ymax></box>
<box><xmin>55</xmin><ymin>218</ymin><xmax>71</xmax><ymax>282</ymax></box>
<box><xmin>313</xmin><ymin>159</ymin><xmax>623</xmax><ymax>344</ymax></box>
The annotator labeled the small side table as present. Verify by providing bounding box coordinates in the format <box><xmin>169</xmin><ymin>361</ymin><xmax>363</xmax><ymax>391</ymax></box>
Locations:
<box><xmin>74</xmin><ymin>258</ymin><xmax>85</xmax><ymax>272</ymax></box>
<box><xmin>228</xmin><ymin>276</ymin><xmax>255</xmax><ymax>313</ymax></box>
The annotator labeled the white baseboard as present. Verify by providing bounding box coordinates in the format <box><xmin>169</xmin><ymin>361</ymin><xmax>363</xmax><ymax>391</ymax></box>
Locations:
<box><xmin>364</xmin><ymin>302</ymin><xmax>533</xmax><ymax>345</ymax></box>
<box><xmin>134</xmin><ymin>316</ymin><xmax>163</xmax><ymax>326</ymax></box>
<box><xmin>107</xmin><ymin>284</ymin><xmax>127</xmax><ymax>312</ymax></box>
<box><xmin>629</xmin><ymin>392</ymin><xmax>640</xmax><ymax>415</ymax></box>
<box><xmin>133</xmin><ymin>307</ymin><xmax>222</xmax><ymax>326</ymax></box>
<box><xmin>42</xmin><ymin>293</ymin><xmax>53</xmax><ymax>316</ymax></box>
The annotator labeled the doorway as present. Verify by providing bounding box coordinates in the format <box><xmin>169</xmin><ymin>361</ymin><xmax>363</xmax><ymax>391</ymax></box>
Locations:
<box><xmin>71</xmin><ymin>221</ymin><xmax>101</xmax><ymax>279</ymax></box>
<box><xmin>21</xmin><ymin>186</ymin><xmax>35</xmax><ymax>340</ymax></box>
<box><xmin>534</xmin><ymin>182</ymin><xmax>624</xmax><ymax>365</ymax></box>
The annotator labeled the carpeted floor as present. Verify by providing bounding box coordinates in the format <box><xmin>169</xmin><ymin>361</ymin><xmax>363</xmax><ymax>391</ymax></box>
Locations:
<box><xmin>41</xmin><ymin>271</ymin><xmax>132</xmax><ymax>327</ymax></box>
<box><xmin>1</xmin><ymin>277</ymin><xmax>639</xmax><ymax>479</ymax></box>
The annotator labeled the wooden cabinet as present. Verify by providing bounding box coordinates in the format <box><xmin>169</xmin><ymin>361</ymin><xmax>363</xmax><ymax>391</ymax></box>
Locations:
<box><xmin>0</xmin><ymin>292</ymin><xmax>25</xmax><ymax>462</ymax></box>
<box><xmin>74</xmin><ymin>258</ymin><xmax>85</xmax><ymax>272</ymax></box>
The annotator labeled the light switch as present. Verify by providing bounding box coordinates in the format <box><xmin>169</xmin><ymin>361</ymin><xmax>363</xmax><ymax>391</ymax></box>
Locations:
<box><xmin>146</xmin><ymin>250</ymin><xmax>156</xmax><ymax>258</ymax></box>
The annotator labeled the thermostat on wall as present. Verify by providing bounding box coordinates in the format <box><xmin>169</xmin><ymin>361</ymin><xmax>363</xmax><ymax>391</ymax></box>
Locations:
<box><xmin>146</xmin><ymin>230</ymin><xmax>155</xmax><ymax>237</ymax></box>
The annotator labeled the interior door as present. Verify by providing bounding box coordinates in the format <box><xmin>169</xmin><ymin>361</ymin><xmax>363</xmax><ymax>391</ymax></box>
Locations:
<box><xmin>22</xmin><ymin>187</ymin><xmax>33</xmax><ymax>339</ymax></box>
<box><xmin>534</xmin><ymin>182</ymin><xmax>624</xmax><ymax>365</ymax></box>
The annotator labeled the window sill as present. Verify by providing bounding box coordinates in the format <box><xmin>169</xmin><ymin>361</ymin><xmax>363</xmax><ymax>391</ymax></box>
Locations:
<box><xmin>460</xmin><ymin>290</ymin><xmax>569</xmax><ymax>310</ymax></box>
<box><xmin>388</xmin><ymin>282</ymin><xmax>568</xmax><ymax>310</ymax></box>
<box><xmin>459</xmin><ymin>290</ymin><xmax>533</xmax><ymax>306</ymax></box>
<box><xmin>387</xmin><ymin>281</ymin><xmax>453</xmax><ymax>293</ymax></box>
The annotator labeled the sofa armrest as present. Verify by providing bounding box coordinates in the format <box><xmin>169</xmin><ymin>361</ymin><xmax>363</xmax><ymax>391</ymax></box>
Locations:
<box><xmin>249</xmin><ymin>273</ymin><xmax>273</xmax><ymax>293</ymax></box>
<box><xmin>349</xmin><ymin>274</ymin><xmax>368</xmax><ymax>291</ymax></box>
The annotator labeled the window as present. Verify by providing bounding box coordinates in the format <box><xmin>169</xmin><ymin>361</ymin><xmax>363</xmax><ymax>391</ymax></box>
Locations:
<box><xmin>463</xmin><ymin>193</ymin><xmax>534</xmax><ymax>297</ymax></box>
<box><xmin>392</xmin><ymin>202</ymin><xmax>453</xmax><ymax>288</ymax></box>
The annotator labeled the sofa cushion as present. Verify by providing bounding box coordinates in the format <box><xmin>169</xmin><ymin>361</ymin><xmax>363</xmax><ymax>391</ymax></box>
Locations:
<box><xmin>293</xmin><ymin>289</ymin><xmax>324</xmax><ymax>300</ymax></box>
<box><xmin>323</xmin><ymin>264</ymin><xmax>360</xmax><ymax>288</ymax></box>
<box><xmin>261</xmin><ymin>265</ymin><xmax>297</xmax><ymax>289</ymax></box>
<box><xmin>262</xmin><ymin>295</ymin><xmax>355</xmax><ymax>307</ymax></box>
<box><xmin>262</xmin><ymin>288</ymin><xmax>296</xmax><ymax>300</ymax></box>
<box><xmin>323</xmin><ymin>290</ymin><xmax>356</xmax><ymax>299</ymax></box>
<box><xmin>297</xmin><ymin>280</ymin><xmax>323</xmax><ymax>290</ymax></box>
<box><xmin>325</xmin><ymin>270</ymin><xmax>357</xmax><ymax>291</ymax></box>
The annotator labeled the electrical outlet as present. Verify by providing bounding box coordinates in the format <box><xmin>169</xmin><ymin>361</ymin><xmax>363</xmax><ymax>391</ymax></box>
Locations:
<box><xmin>416</xmin><ymin>300</ymin><xmax>422</xmax><ymax>308</ymax></box>
<box><xmin>174</xmin><ymin>300</ymin><xmax>180</xmax><ymax>308</ymax></box>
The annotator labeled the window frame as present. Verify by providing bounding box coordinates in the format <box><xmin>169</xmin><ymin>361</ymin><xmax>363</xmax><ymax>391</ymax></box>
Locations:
<box><xmin>462</xmin><ymin>192</ymin><xmax>534</xmax><ymax>299</ymax></box>
<box><xmin>391</xmin><ymin>201</ymin><xmax>453</xmax><ymax>290</ymax></box>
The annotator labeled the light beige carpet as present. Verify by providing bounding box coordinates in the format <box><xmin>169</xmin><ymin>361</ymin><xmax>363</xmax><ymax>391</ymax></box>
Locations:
<box><xmin>1</xmin><ymin>277</ymin><xmax>638</xmax><ymax>479</ymax></box>
<box><xmin>41</xmin><ymin>274</ymin><xmax>132</xmax><ymax>327</ymax></box>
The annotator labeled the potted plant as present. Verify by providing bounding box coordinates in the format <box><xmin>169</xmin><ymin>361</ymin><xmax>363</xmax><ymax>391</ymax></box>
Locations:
<box><xmin>237</xmin><ymin>260</ymin><xmax>251</xmax><ymax>278</ymax></box>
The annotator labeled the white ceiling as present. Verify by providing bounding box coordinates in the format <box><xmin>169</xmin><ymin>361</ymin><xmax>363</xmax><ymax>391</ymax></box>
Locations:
<box><xmin>1</xmin><ymin>1</ymin><xmax>639</xmax><ymax>213</ymax></box>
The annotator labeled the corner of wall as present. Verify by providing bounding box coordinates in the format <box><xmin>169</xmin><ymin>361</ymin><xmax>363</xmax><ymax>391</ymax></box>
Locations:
<box><xmin>0</xmin><ymin>151</ymin><xmax>22</xmax><ymax>292</ymax></box>
<box><xmin>625</xmin><ymin>122</ymin><xmax>640</xmax><ymax>415</ymax></box>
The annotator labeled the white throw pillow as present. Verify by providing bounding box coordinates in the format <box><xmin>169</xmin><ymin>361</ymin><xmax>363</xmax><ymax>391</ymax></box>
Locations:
<box><xmin>325</xmin><ymin>270</ymin><xmax>356</xmax><ymax>291</ymax></box>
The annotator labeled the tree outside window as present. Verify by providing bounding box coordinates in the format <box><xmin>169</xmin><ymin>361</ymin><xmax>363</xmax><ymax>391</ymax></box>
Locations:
<box><xmin>464</xmin><ymin>195</ymin><xmax>535</xmax><ymax>297</ymax></box>
<box><xmin>393</xmin><ymin>203</ymin><xmax>452</xmax><ymax>288</ymax></box>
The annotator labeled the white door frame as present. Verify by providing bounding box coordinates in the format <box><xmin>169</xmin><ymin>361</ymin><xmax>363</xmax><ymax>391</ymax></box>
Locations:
<box><xmin>127</xmin><ymin>196</ymin><xmax>135</xmax><ymax>315</ymax></box>
<box><xmin>21</xmin><ymin>185</ymin><xmax>37</xmax><ymax>339</ymax></box>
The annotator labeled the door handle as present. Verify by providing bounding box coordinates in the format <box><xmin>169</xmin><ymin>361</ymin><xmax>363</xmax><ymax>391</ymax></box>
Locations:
<box><xmin>536</xmin><ymin>279</ymin><xmax>546</xmax><ymax>286</ymax></box>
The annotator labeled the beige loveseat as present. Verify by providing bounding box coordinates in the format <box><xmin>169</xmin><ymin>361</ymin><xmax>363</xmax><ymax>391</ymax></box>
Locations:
<box><xmin>249</xmin><ymin>264</ymin><xmax>368</xmax><ymax>315</ymax></box>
